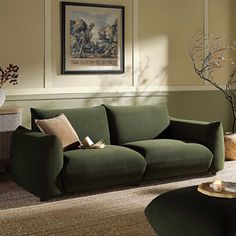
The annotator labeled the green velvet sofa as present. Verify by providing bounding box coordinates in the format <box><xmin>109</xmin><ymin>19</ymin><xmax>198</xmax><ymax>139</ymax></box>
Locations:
<box><xmin>10</xmin><ymin>104</ymin><xmax>224</xmax><ymax>201</ymax></box>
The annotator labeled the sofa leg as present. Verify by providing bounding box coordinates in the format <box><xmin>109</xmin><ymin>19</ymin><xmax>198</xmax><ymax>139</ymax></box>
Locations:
<box><xmin>208</xmin><ymin>172</ymin><xmax>216</xmax><ymax>175</ymax></box>
<box><xmin>40</xmin><ymin>196</ymin><xmax>48</xmax><ymax>202</ymax></box>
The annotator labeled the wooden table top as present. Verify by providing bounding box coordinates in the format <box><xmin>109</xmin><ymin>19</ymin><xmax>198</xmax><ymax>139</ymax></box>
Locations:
<box><xmin>198</xmin><ymin>182</ymin><xmax>236</xmax><ymax>199</ymax></box>
<box><xmin>0</xmin><ymin>107</ymin><xmax>23</xmax><ymax>115</ymax></box>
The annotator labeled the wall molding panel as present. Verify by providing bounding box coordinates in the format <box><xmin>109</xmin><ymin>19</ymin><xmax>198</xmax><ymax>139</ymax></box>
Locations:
<box><xmin>44</xmin><ymin>0</ymin><xmax>52</xmax><ymax>89</ymax></box>
<box><xmin>3</xmin><ymin>0</ymin><xmax>228</xmax><ymax>101</ymax></box>
<box><xmin>4</xmin><ymin>85</ymin><xmax>221</xmax><ymax>102</ymax></box>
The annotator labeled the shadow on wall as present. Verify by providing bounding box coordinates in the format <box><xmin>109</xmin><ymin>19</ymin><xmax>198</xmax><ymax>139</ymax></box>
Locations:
<box><xmin>5</xmin><ymin>55</ymin><xmax>169</xmax><ymax>128</ymax></box>
<box><xmin>81</xmin><ymin>57</ymin><xmax>168</xmax><ymax>108</ymax></box>
<box><xmin>138</xmin><ymin>56</ymin><xmax>168</xmax><ymax>88</ymax></box>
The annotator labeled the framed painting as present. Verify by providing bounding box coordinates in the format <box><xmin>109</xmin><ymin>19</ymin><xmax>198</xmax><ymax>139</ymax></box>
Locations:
<box><xmin>61</xmin><ymin>2</ymin><xmax>125</xmax><ymax>74</ymax></box>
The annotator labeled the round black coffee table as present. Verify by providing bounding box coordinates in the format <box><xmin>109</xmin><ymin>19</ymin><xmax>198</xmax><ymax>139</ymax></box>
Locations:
<box><xmin>145</xmin><ymin>185</ymin><xmax>236</xmax><ymax>236</ymax></box>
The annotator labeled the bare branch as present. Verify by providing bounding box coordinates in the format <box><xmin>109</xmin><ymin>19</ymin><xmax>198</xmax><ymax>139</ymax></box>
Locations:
<box><xmin>190</xmin><ymin>30</ymin><xmax>236</xmax><ymax>132</ymax></box>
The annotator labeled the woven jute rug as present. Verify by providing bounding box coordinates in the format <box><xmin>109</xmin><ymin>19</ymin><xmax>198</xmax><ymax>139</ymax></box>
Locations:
<box><xmin>1</xmin><ymin>161</ymin><xmax>236</xmax><ymax>236</ymax></box>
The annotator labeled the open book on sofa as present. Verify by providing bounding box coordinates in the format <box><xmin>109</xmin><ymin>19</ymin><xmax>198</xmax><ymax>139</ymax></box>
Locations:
<box><xmin>81</xmin><ymin>136</ymin><xmax>105</xmax><ymax>149</ymax></box>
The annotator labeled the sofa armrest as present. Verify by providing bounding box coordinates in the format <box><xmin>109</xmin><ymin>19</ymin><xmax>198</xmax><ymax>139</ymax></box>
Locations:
<box><xmin>10</xmin><ymin>126</ymin><xmax>64</xmax><ymax>200</ymax></box>
<box><xmin>160</xmin><ymin>118</ymin><xmax>224</xmax><ymax>173</ymax></box>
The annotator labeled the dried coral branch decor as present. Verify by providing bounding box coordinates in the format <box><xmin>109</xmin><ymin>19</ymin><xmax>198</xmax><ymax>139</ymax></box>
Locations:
<box><xmin>0</xmin><ymin>64</ymin><xmax>19</xmax><ymax>89</ymax></box>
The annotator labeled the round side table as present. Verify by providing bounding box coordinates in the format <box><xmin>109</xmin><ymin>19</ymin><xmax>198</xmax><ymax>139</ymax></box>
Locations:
<box><xmin>145</xmin><ymin>185</ymin><xmax>236</xmax><ymax>236</ymax></box>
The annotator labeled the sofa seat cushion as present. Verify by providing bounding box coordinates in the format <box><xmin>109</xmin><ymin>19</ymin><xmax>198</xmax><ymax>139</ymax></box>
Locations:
<box><xmin>62</xmin><ymin>145</ymin><xmax>146</xmax><ymax>193</ymax></box>
<box><xmin>124</xmin><ymin>139</ymin><xmax>213</xmax><ymax>181</ymax></box>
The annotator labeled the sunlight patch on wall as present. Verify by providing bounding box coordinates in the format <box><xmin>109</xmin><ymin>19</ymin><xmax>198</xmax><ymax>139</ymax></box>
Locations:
<box><xmin>137</xmin><ymin>35</ymin><xmax>168</xmax><ymax>89</ymax></box>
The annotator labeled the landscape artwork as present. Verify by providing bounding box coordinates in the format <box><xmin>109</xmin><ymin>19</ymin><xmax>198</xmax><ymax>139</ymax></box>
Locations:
<box><xmin>61</xmin><ymin>2</ymin><xmax>124</xmax><ymax>74</ymax></box>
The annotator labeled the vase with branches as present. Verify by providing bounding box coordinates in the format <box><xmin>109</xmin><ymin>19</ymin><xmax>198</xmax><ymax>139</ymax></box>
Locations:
<box><xmin>189</xmin><ymin>30</ymin><xmax>236</xmax><ymax>133</ymax></box>
<box><xmin>0</xmin><ymin>64</ymin><xmax>19</xmax><ymax>89</ymax></box>
<box><xmin>0</xmin><ymin>63</ymin><xmax>19</xmax><ymax>107</ymax></box>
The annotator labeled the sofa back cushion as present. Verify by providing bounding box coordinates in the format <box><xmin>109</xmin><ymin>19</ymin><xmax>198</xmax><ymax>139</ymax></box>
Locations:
<box><xmin>104</xmin><ymin>104</ymin><xmax>170</xmax><ymax>145</ymax></box>
<box><xmin>31</xmin><ymin>105</ymin><xmax>111</xmax><ymax>145</ymax></box>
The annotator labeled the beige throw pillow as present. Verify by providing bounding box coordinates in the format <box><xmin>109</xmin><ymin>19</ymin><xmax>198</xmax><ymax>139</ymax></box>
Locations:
<box><xmin>35</xmin><ymin>113</ymin><xmax>80</xmax><ymax>150</ymax></box>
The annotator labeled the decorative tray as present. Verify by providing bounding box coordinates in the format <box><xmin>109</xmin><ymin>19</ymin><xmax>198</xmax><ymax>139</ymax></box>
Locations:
<box><xmin>198</xmin><ymin>182</ymin><xmax>236</xmax><ymax>199</ymax></box>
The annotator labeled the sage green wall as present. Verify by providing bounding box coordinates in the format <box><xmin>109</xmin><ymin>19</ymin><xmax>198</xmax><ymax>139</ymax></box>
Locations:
<box><xmin>168</xmin><ymin>91</ymin><xmax>232</xmax><ymax>132</ymax></box>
